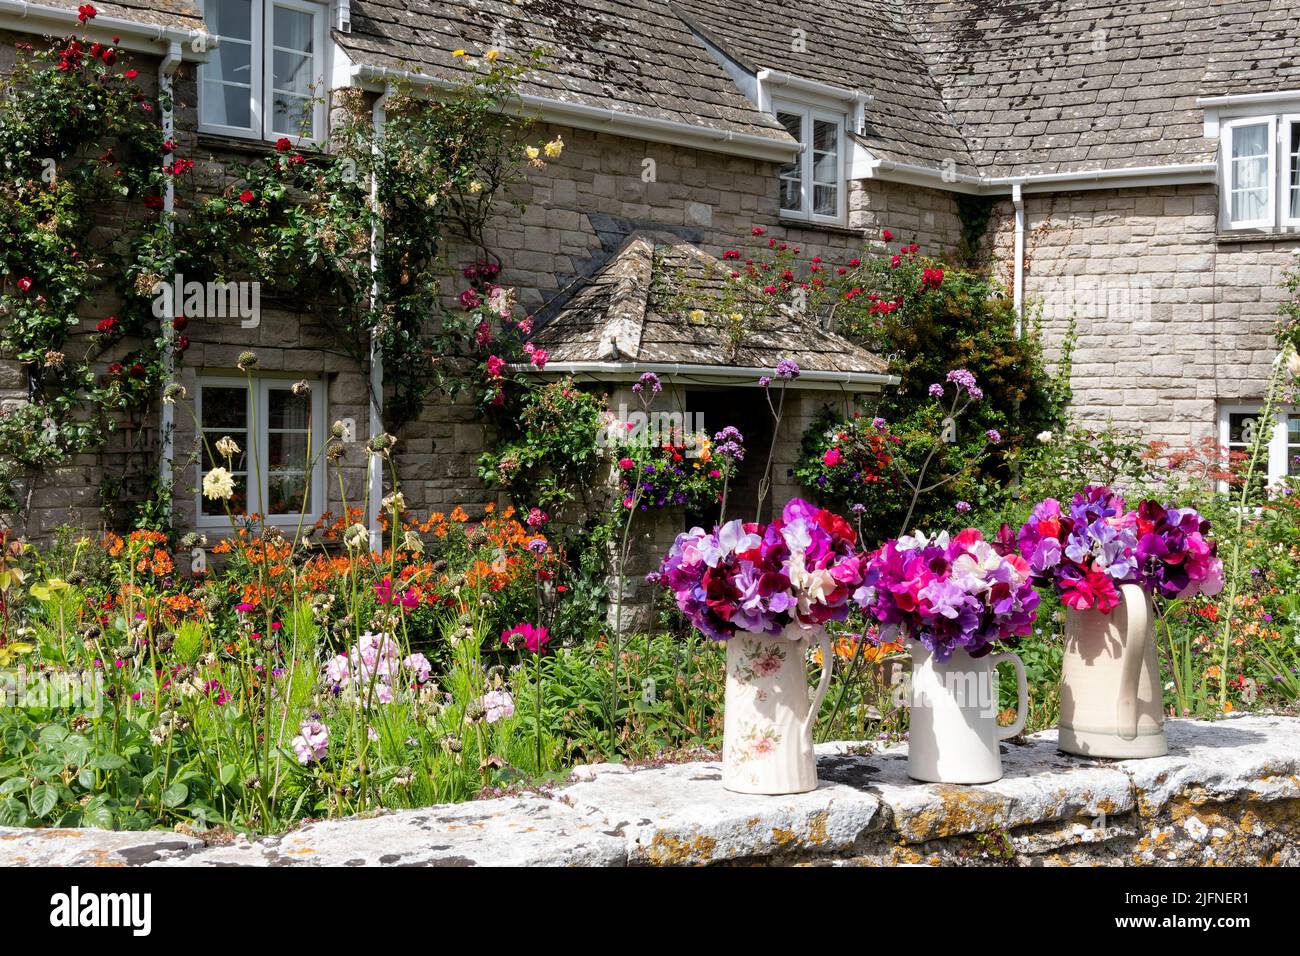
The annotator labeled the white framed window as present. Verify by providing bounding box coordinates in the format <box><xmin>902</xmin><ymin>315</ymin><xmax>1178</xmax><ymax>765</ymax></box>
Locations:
<box><xmin>774</xmin><ymin>102</ymin><xmax>845</xmax><ymax>224</ymax></box>
<box><xmin>196</xmin><ymin>375</ymin><xmax>326</xmax><ymax>526</ymax></box>
<box><xmin>1284</xmin><ymin>115</ymin><xmax>1300</xmax><ymax>228</ymax></box>
<box><xmin>199</xmin><ymin>0</ymin><xmax>327</xmax><ymax>143</ymax></box>
<box><xmin>1222</xmin><ymin>117</ymin><xmax>1275</xmax><ymax>230</ymax></box>
<box><xmin>1218</xmin><ymin>403</ymin><xmax>1300</xmax><ymax>496</ymax></box>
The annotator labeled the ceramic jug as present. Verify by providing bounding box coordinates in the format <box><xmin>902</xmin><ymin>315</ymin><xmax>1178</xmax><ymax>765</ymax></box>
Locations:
<box><xmin>907</xmin><ymin>643</ymin><xmax>1028</xmax><ymax>784</ymax></box>
<box><xmin>1059</xmin><ymin>582</ymin><xmax>1167</xmax><ymax>758</ymax></box>
<box><xmin>722</xmin><ymin>626</ymin><xmax>833</xmax><ymax>794</ymax></box>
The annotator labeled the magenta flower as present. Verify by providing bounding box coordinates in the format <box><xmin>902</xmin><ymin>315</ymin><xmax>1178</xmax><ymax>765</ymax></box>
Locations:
<box><xmin>292</xmin><ymin>719</ymin><xmax>329</xmax><ymax>764</ymax></box>
<box><xmin>501</xmin><ymin>622</ymin><xmax>551</xmax><ymax>654</ymax></box>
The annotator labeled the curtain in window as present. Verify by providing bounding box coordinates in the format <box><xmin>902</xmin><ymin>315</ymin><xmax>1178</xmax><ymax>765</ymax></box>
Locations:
<box><xmin>811</xmin><ymin>119</ymin><xmax>839</xmax><ymax>216</ymax></box>
<box><xmin>270</xmin><ymin>4</ymin><xmax>316</xmax><ymax>136</ymax></box>
<box><xmin>1231</xmin><ymin>123</ymin><xmax>1270</xmax><ymax>224</ymax></box>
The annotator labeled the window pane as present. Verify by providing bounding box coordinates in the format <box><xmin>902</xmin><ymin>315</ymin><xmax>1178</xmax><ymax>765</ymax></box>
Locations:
<box><xmin>201</xmin><ymin>432</ymin><xmax>248</xmax><ymax>471</ymax></box>
<box><xmin>267</xmin><ymin>388</ymin><xmax>310</xmax><ymax>430</ymax></box>
<box><xmin>200</xmin><ymin>471</ymin><xmax>248</xmax><ymax>517</ymax></box>
<box><xmin>1231</xmin><ymin>123</ymin><xmax>1269</xmax><ymax>160</ymax></box>
<box><xmin>270</xmin><ymin>93</ymin><xmax>313</xmax><ymax>136</ymax></box>
<box><xmin>1227</xmin><ymin>412</ymin><xmax>1262</xmax><ymax>447</ymax></box>
<box><xmin>1290</xmin><ymin>123</ymin><xmax>1299</xmax><ymax>219</ymax></box>
<box><xmin>210</xmin><ymin>0</ymin><xmax>253</xmax><ymax>40</ymax></box>
<box><xmin>268</xmin><ymin>472</ymin><xmax>307</xmax><ymax>514</ymax></box>
<box><xmin>202</xmin><ymin>78</ymin><xmax>252</xmax><ymax>129</ymax></box>
<box><xmin>813</xmin><ymin>183</ymin><xmax>838</xmax><ymax>216</ymax></box>
<box><xmin>201</xmin><ymin>386</ymin><xmax>247</xmax><ymax>429</ymax></box>
<box><xmin>777</xmin><ymin>111</ymin><xmax>803</xmax><ymax>211</ymax></box>
<box><xmin>813</xmin><ymin>119</ymin><xmax>838</xmax><ymax>154</ymax></box>
<box><xmin>268</xmin><ymin>432</ymin><xmax>309</xmax><ymax>469</ymax></box>
<box><xmin>273</xmin><ymin>5</ymin><xmax>314</xmax><ymax>51</ymax></box>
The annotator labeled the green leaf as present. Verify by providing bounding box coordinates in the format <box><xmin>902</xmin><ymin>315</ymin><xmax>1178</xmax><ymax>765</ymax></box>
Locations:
<box><xmin>0</xmin><ymin>798</ymin><xmax>29</xmax><ymax>827</ymax></box>
<box><xmin>29</xmin><ymin>784</ymin><xmax>58</xmax><ymax>818</ymax></box>
<box><xmin>3</xmin><ymin>728</ymin><xmax>28</xmax><ymax>755</ymax></box>
<box><xmin>89</xmin><ymin>753</ymin><xmax>127</xmax><ymax>771</ymax></box>
<box><xmin>219</xmin><ymin>764</ymin><xmax>239</xmax><ymax>786</ymax></box>
<box><xmin>161</xmin><ymin>783</ymin><xmax>188</xmax><ymax>808</ymax></box>
<box><xmin>0</xmin><ymin>777</ymin><xmax>29</xmax><ymax>796</ymax></box>
<box><xmin>81</xmin><ymin>797</ymin><xmax>115</xmax><ymax>830</ymax></box>
<box><xmin>77</xmin><ymin>768</ymin><xmax>95</xmax><ymax>790</ymax></box>
<box><xmin>38</xmin><ymin>724</ymin><xmax>68</xmax><ymax>748</ymax></box>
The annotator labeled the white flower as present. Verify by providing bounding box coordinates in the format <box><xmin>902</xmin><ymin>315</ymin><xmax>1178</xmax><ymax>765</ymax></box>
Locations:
<box><xmin>381</xmin><ymin>491</ymin><xmax>406</xmax><ymax>513</ymax></box>
<box><xmin>525</xmin><ymin>145</ymin><xmax>540</xmax><ymax>162</ymax></box>
<box><xmin>1036</xmin><ymin>430</ymin><xmax>1055</xmax><ymax>444</ymax></box>
<box><xmin>544</xmin><ymin>136</ymin><xmax>564</xmax><ymax>159</ymax></box>
<box><xmin>202</xmin><ymin>467</ymin><xmax>235</xmax><ymax>501</ymax></box>
<box><xmin>343</xmin><ymin>522</ymin><xmax>370</xmax><ymax>550</ymax></box>
<box><xmin>215</xmin><ymin>435</ymin><xmax>241</xmax><ymax>459</ymax></box>
<box><xmin>466</xmin><ymin>180</ymin><xmax>483</xmax><ymax>194</ymax></box>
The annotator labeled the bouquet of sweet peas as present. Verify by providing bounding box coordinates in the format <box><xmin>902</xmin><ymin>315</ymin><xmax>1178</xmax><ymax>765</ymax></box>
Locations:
<box><xmin>1016</xmin><ymin>486</ymin><xmax>1222</xmax><ymax>612</ymax></box>
<box><xmin>656</xmin><ymin>498</ymin><xmax>864</xmax><ymax>640</ymax></box>
<box><xmin>855</xmin><ymin>528</ymin><xmax>1040</xmax><ymax>661</ymax></box>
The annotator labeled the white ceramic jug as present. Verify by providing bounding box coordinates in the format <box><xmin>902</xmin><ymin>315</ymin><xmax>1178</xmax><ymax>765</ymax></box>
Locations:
<box><xmin>907</xmin><ymin>643</ymin><xmax>1028</xmax><ymax>784</ymax></box>
<box><xmin>1059</xmin><ymin>582</ymin><xmax>1167</xmax><ymax>758</ymax></box>
<box><xmin>721</xmin><ymin>626</ymin><xmax>833</xmax><ymax>795</ymax></box>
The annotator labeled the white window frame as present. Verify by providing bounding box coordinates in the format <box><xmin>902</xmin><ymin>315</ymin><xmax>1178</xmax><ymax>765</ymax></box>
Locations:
<box><xmin>195</xmin><ymin>374</ymin><xmax>327</xmax><ymax>528</ymax></box>
<box><xmin>1217</xmin><ymin>403</ymin><xmax>1299</xmax><ymax>493</ymax></box>
<box><xmin>1283</xmin><ymin>114</ymin><xmax>1300</xmax><ymax>229</ymax></box>
<box><xmin>199</xmin><ymin>0</ymin><xmax>328</xmax><ymax>145</ymax></box>
<box><xmin>773</xmin><ymin>101</ymin><xmax>846</xmax><ymax>225</ymax></box>
<box><xmin>1221</xmin><ymin>117</ymin><xmax>1276</xmax><ymax>231</ymax></box>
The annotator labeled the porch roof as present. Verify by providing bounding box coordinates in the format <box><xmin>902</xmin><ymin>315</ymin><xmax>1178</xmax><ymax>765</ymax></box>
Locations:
<box><xmin>526</xmin><ymin>232</ymin><xmax>896</xmax><ymax>391</ymax></box>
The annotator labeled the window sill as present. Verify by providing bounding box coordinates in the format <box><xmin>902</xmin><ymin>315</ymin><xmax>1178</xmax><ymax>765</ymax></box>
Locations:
<box><xmin>1216</xmin><ymin>228</ymin><xmax>1300</xmax><ymax>245</ymax></box>
<box><xmin>196</xmin><ymin>131</ymin><xmax>323</xmax><ymax>157</ymax></box>
<box><xmin>777</xmin><ymin>216</ymin><xmax>864</xmax><ymax>238</ymax></box>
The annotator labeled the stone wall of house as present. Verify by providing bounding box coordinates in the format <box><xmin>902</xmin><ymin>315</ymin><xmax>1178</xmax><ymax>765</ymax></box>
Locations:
<box><xmin>985</xmin><ymin>183</ymin><xmax>1300</xmax><ymax>449</ymax></box>
<box><xmin>850</xmin><ymin>177</ymin><xmax>965</xmax><ymax>259</ymax></box>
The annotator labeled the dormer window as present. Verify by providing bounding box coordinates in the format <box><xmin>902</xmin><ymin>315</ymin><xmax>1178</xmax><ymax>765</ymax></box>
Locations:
<box><xmin>1219</xmin><ymin>114</ymin><xmax>1300</xmax><ymax>231</ymax></box>
<box><xmin>774</xmin><ymin>103</ymin><xmax>845</xmax><ymax>224</ymax></box>
<box><xmin>199</xmin><ymin>0</ymin><xmax>327</xmax><ymax>144</ymax></box>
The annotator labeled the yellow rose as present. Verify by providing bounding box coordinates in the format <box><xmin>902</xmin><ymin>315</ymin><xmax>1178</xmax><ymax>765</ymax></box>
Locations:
<box><xmin>544</xmin><ymin>136</ymin><xmax>564</xmax><ymax>158</ymax></box>
<box><xmin>485</xmin><ymin>49</ymin><xmax>499</xmax><ymax>61</ymax></box>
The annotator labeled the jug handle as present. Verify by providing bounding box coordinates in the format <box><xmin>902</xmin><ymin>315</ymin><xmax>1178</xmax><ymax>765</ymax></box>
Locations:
<box><xmin>803</xmin><ymin>631</ymin><xmax>835</xmax><ymax>736</ymax></box>
<box><xmin>1116</xmin><ymin>587</ymin><xmax>1150</xmax><ymax>741</ymax></box>
<box><xmin>988</xmin><ymin>651</ymin><xmax>1028</xmax><ymax>741</ymax></box>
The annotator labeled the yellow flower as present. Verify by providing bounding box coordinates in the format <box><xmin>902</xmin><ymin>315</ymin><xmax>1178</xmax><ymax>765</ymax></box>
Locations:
<box><xmin>466</xmin><ymin>180</ymin><xmax>483</xmax><ymax>194</ymax></box>
<box><xmin>544</xmin><ymin>135</ymin><xmax>564</xmax><ymax>158</ymax></box>
<box><xmin>452</xmin><ymin>49</ymin><xmax>468</xmax><ymax>57</ymax></box>
<box><xmin>688</xmin><ymin>308</ymin><xmax>705</xmax><ymax>324</ymax></box>
<box><xmin>485</xmin><ymin>49</ymin><xmax>500</xmax><ymax>61</ymax></box>
<box><xmin>525</xmin><ymin>145</ymin><xmax>541</xmax><ymax>161</ymax></box>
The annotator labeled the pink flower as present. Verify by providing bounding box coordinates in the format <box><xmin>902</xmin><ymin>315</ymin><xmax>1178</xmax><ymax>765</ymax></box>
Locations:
<box><xmin>529</xmin><ymin>348</ymin><xmax>548</xmax><ymax>370</ymax></box>
<box><xmin>292</xmin><ymin>720</ymin><xmax>329</xmax><ymax>764</ymax></box>
<box><xmin>501</xmin><ymin>622</ymin><xmax>551</xmax><ymax>654</ymax></box>
<box><xmin>403</xmin><ymin>652</ymin><xmax>432</xmax><ymax>683</ymax></box>
<box><xmin>618</xmin><ymin>457</ymin><xmax>635</xmax><ymax>470</ymax></box>
<box><xmin>486</xmin><ymin>354</ymin><xmax>505</xmax><ymax>378</ymax></box>
<box><xmin>822</xmin><ymin>448</ymin><xmax>843</xmax><ymax>467</ymax></box>
<box><xmin>481</xmin><ymin>689</ymin><xmax>515</xmax><ymax>723</ymax></box>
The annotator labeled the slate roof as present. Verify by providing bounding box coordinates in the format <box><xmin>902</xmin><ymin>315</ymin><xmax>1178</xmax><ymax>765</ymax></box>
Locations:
<box><xmin>339</xmin><ymin>0</ymin><xmax>792</xmax><ymax>144</ymax></box>
<box><xmin>38</xmin><ymin>0</ymin><xmax>204</xmax><ymax>32</ymax></box>
<box><xmin>530</xmin><ymin>232</ymin><xmax>889</xmax><ymax>376</ymax></box>
<box><xmin>670</xmin><ymin>0</ymin><xmax>978</xmax><ymax>175</ymax></box>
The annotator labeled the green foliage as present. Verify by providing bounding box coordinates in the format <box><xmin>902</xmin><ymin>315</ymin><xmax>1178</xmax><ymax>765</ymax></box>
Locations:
<box><xmin>477</xmin><ymin>377</ymin><xmax>609</xmax><ymax>515</ymax></box>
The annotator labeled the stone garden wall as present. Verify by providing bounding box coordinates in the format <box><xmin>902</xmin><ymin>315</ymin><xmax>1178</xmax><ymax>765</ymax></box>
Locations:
<box><xmin>3</xmin><ymin>715</ymin><xmax>1296</xmax><ymax>867</ymax></box>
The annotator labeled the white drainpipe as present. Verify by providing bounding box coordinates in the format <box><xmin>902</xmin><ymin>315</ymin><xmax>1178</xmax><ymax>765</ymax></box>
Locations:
<box><xmin>1012</xmin><ymin>181</ymin><xmax>1025</xmax><ymax>337</ymax></box>
<box><xmin>366</xmin><ymin>89</ymin><xmax>390</xmax><ymax>553</ymax></box>
<box><xmin>158</xmin><ymin>41</ymin><xmax>182</xmax><ymax>515</ymax></box>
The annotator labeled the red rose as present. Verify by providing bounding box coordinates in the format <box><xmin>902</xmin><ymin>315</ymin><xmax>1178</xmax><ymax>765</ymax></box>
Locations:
<box><xmin>16</xmin><ymin>277</ymin><xmax>32</xmax><ymax>292</ymax></box>
<box><xmin>239</xmin><ymin>190</ymin><xmax>254</xmax><ymax>204</ymax></box>
<box><xmin>107</xmin><ymin>363</ymin><xmax>124</xmax><ymax>375</ymax></box>
<box><xmin>129</xmin><ymin>363</ymin><xmax>146</xmax><ymax>379</ymax></box>
<box><xmin>881</xmin><ymin>229</ymin><xmax>893</xmax><ymax>241</ymax></box>
<box><xmin>78</xmin><ymin>4</ymin><xmax>97</xmax><ymax>22</ymax></box>
<box><xmin>124</xmin><ymin>69</ymin><xmax>138</xmax><ymax>79</ymax></box>
<box><xmin>172</xmin><ymin>316</ymin><xmax>188</xmax><ymax>331</ymax></box>
<box><xmin>275</xmin><ymin>137</ymin><xmax>292</xmax><ymax>152</ymax></box>
<box><xmin>751</xmin><ymin>226</ymin><xmax>765</xmax><ymax>236</ymax></box>
<box><xmin>96</xmin><ymin>316</ymin><xmax>119</xmax><ymax>334</ymax></box>
<box><xmin>175</xmin><ymin>335</ymin><xmax>190</xmax><ymax>352</ymax></box>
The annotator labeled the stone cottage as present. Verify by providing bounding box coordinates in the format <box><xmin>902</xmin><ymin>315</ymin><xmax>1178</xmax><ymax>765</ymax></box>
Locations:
<box><xmin>1</xmin><ymin>0</ymin><xmax>1299</xmax><ymax>541</ymax></box>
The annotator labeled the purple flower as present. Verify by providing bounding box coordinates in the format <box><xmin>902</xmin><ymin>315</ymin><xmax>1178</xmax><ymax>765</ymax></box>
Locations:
<box><xmin>758</xmin><ymin>375</ymin><xmax>772</xmax><ymax>388</ymax></box>
<box><xmin>774</xmin><ymin>359</ymin><xmax>801</xmax><ymax>379</ymax></box>
<box><xmin>986</xmin><ymin>429</ymin><xmax>1001</xmax><ymax>444</ymax></box>
<box><xmin>528</xmin><ymin>537</ymin><xmax>548</xmax><ymax>554</ymax></box>
<box><xmin>928</xmin><ymin>383</ymin><xmax>944</xmax><ymax>399</ymax></box>
<box><xmin>956</xmin><ymin>501</ymin><xmax>971</xmax><ymax>513</ymax></box>
<box><xmin>631</xmin><ymin>371</ymin><xmax>662</xmax><ymax>395</ymax></box>
<box><xmin>713</xmin><ymin>426</ymin><xmax>746</xmax><ymax>462</ymax></box>
<box><xmin>946</xmin><ymin>368</ymin><xmax>977</xmax><ymax>392</ymax></box>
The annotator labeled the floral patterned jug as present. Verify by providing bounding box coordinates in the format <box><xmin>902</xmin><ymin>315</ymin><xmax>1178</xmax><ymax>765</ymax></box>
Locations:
<box><xmin>722</xmin><ymin>626</ymin><xmax>834</xmax><ymax>795</ymax></box>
